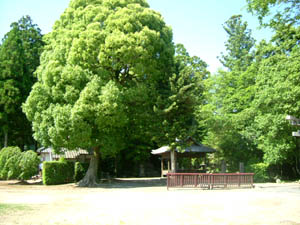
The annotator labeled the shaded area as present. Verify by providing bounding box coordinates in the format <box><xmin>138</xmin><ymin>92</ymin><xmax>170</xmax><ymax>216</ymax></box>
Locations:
<box><xmin>78</xmin><ymin>178</ymin><xmax>167</xmax><ymax>189</ymax></box>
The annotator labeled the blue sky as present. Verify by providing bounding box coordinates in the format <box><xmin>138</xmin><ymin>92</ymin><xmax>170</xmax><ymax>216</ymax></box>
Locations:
<box><xmin>0</xmin><ymin>0</ymin><xmax>272</xmax><ymax>73</ymax></box>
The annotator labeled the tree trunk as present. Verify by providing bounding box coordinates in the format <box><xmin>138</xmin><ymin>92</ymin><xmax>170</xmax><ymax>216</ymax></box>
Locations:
<box><xmin>295</xmin><ymin>156</ymin><xmax>300</xmax><ymax>176</ymax></box>
<box><xmin>221</xmin><ymin>160</ymin><xmax>227</xmax><ymax>173</ymax></box>
<box><xmin>295</xmin><ymin>139</ymin><xmax>300</xmax><ymax>176</ymax></box>
<box><xmin>78</xmin><ymin>147</ymin><xmax>100</xmax><ymax>187</ymax></box>
<box><xmin>170</xmin><ymin>150</ymin><xmax>177</xmax><ymax>173</ymax></box>
<box><xmin>4</xmin><ymin>131</ymin><xmax>8</xmax><ymax>148</ymax></box>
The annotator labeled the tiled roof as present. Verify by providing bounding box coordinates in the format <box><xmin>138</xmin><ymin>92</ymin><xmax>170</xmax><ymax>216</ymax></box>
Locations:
<box><xmin>38</xmin><ymin>147</ymin><xmax>91</xmax><ymax>159</ymax></box>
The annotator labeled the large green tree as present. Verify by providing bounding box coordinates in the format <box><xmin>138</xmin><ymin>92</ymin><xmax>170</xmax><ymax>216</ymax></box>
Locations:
<box><xmin>154</xmin><ymin>44</ymin><xmax>209</xmax><ymax>150</ymax></box>
<box><xmin>23</xmin><ymin>0</ymin><xmax>174</xmax><ymax>186</ymax></box>
<box><xmin>0</xmin><ymin>16</ymin><xmax>43</xmax><ymax>149</ymax></box>
<box><xmin>200</xmin><ymin>15</ymin><xmax>259</xmax><ymax>170</ymax></box>
<box><xmin>219</xmin><ymin>15</ymin><xmax>255</xmax><ymax>72</ymax></box>
<box><xmin>248</xmin><ymin>25</ymin><xmax>300</xmax><ymax>175</ymax></box>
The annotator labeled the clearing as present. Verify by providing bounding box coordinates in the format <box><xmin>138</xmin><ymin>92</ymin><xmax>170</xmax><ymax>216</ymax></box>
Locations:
<box><xmin>0</xmin><ymin>178</ymin><xmax>300</xmax><ymax>225</ymax></box>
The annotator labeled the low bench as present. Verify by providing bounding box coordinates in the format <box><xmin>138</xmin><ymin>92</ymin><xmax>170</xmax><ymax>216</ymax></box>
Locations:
<box><xmin>167</xmin><ymin>173</ymin><xmax>254</xmax><ymax>190</ymax></box>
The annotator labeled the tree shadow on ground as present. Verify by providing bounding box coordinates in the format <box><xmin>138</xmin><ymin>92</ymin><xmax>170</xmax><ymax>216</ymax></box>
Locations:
<box><xmin>76</xmin><ymin>178</ymin><xmax>167</xmax><ymax>189</ymax></box>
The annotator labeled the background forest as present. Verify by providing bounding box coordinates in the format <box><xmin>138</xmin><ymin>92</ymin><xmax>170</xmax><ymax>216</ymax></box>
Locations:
<box><xmin>0</xmin><ymin>0</ymin><xmax>299</xmax><ymax>183</ymax></box>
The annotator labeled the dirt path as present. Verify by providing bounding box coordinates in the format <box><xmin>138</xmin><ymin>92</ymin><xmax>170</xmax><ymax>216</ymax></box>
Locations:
<box><xmin>0</xmin><ymin>179</ymin><xmax>300</xmax><ymax>225</ymax></box>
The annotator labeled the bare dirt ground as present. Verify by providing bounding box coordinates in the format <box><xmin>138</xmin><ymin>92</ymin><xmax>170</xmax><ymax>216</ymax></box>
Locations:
<box><xmin>0</xmin><ymin>178</ymin><xmax>300</xmax><ymax>225</ymax></box>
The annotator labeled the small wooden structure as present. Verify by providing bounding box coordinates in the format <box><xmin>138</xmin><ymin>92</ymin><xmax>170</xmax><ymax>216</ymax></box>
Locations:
<box><xmin>37</xmin><ymin>147</ymin><xmax>92</xmax><ymax>163</ymax></box>
<box><xmin>151</xmin><ymin>138</ymin><xmax>216</xmax><ymax>177</ymax></box>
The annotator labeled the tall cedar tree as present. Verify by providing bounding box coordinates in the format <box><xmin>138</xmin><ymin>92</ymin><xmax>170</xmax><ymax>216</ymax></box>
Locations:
<box><xmin>219</xmin><ymin>15</ymin><xmax>255</xmax><ymax>72</ymax></box>
<box><xmin>154</xmin><ymin>44</ymin><xmax>209</xmax><ymax>150</ymax></box>
<box><xmin>0</xmin><ymin>16</ymin><xmax>43</xmax><ymax>149</ymax></box>
<box><xmin>200</xmin><ymin>15</ymin><xmax>258</xmax><ymax>170</ymax></box>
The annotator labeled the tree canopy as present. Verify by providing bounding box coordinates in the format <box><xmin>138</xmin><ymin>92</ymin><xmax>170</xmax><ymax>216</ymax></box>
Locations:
<box><xmin>247</xmin><ymin>0</ymin><xmax>300</xmax><ymax>26</ymax></box>
<box><xmin>0</xmin><ymin>16</ymin><xmax>43</xmax><ymax>149</ymax></box>
<box><xmin>199</xmin><ymin>2</ymin><xmax>300</xmax><ymax>178</ymax></box>
<box><xmin>23</xmin><ymin>0</ymin><xmax>175</xmax><ymax>186</ymax></box>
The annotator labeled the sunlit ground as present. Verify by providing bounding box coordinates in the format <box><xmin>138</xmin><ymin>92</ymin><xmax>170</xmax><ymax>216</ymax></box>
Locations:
<box><xmin>0</xmin><ymin>179</ymin><xmax>300</xmax><ymax>225</ymax></box>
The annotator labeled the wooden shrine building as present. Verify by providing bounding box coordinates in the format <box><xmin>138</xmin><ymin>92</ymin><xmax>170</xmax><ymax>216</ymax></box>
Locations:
<box><xmin>151</xmin><ymin>138</ymin><xmax>216</xmax><ymax>177</ymax></box>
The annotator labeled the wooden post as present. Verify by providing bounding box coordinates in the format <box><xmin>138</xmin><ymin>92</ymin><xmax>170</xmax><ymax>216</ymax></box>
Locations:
<box><xmin>170</xmin><ymin>150</ymin><xmax>177</xmax><ymax>173</ymax></box>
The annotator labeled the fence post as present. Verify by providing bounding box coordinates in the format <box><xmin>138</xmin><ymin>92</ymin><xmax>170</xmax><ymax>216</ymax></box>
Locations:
<box><xmin>167</xmin><ymin>173</ymin><xmax>169</xmax><ymax>190</ymax></box>
<box><xmin>180</xmin><ymin>174</ymin><xmax>183</xmax><ymax>187</ymax></box>
<box><xmin>194</xmin><ymin>175</ymin><xmax>198</xmax><ymax>187</ymax></box>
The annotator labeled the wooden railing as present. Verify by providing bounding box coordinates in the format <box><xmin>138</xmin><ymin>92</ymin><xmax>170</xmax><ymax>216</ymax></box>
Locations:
<box><xmin>167</xmin><ymin>173</ymin><xmax>254</xmax><ymax>190</ymax></box>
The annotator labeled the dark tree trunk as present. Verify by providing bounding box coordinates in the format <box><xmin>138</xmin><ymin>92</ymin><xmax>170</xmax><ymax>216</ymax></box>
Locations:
<box><xmin>295</xmin><ymin>139</ymin><xmax>300</xmax><ymax>176</ymax></box>
<box><xmin>78</xmin><ymin>147</ymin><xmax>100</xmax><ymax>187</ymax></box>
<box><xmin>4</xmin><ymin>131</ymin><xmax>8</xmax><ymax>148</ymax></box>
<box><xmin>296</xmin><ymin>156</ymin><xmax>300</xmax><ymax>176</ymax></box>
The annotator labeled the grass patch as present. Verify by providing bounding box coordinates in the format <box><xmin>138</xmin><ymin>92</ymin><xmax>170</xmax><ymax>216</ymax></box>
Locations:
<box><xmin>0</xmin><ymin>203</ymin><xmax>31</xmax><ymax>215</ymax></box>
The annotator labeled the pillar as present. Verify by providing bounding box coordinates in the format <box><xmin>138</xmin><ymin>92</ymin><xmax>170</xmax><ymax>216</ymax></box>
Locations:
<box><xmin>170</xmin><ymin>150</ymin><xmax>177</xmax><ymax>173</ymax></box>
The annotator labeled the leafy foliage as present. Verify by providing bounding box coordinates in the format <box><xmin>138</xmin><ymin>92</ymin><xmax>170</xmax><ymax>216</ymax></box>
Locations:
<box><xmin>154</xmin><ymin>44</ymin><xmax>208</xmax><ymax>149</ymax></box>
<box><xmin>0</xmin><ymin>147</ymin><xmax>39</xmax><ymax>180</ymax></box>
<box><xmin>42</xmin><ymin>159</ymin><xmax>74</xmax><ymax>185</ymax></box>
<box><xmin>18</xmin><ymin>150</ymin><xmax>40</xmax><ymax>180</ymax></box>
<box><xmin>0</xmin><ymin>16</ymin><xmax>43</xmax><ymax>148</ymax></box>
<box><xmin>200</xmin><ymin>3</ymin><xmax>300</xmax><ymax>178</ymax></box>
<box><xmin>219</xmin><ymin>15</ymin><xmax>255</xmax><ymax>71</ymax></box>
<box><xmin>246</xmin><ymin>0</ymin><xmax>300</xmax><ymax>26</ymax></box>
<box><xmin>0</xmin><ymin>147</ymin><xmax>22</xmax><ymax>179</ymax></box>
<box><xmin>23</xmin><ymin>0</ymin><xmax>173</xmax><ymax>150</ymax></box>
<box><xmin>199</xmin><ymin>15</ymin><xmax>259</xmax><ymax>171</ymax></box>
<box><xmin>23</xmin><ymin>0</ymin><xmax>174</xmax><ymax>186</ymax></box>
<box><xmin>74</xmin><ymin>162</ymin><xmax>89</xmax><ymax>182</ymax></box>
<box><xmin>247</xmin><ymin>162</ymin><xmax>271</xmax><ymax>182</ymax></box>
<box><xmin>249</xmin><ymin>25</ymin><xmax>300</xmax><ymax>165</ymax></box>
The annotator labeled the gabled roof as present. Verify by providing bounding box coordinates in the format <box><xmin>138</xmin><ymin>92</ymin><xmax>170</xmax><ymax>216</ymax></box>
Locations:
<box><xmin>37</xmin><ymin>147</ymin><xmax>91</xmax><ymax>159</ymax></box>
<box><xmin>151</xmin><ymin>141</ymin><xmax>216</xmax><ymax>155</ymax></box>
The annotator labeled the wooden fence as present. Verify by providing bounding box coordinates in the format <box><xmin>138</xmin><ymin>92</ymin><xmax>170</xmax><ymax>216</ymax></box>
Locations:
<box><xmin>167</xmin><ymin>173</ymin><xmax>254</xmax><ymax>190</ymax></box>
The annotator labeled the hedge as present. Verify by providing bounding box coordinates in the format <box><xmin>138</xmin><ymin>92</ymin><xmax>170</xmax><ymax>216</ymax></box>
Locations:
<box><xmin>0</xmin><ymin>147</ymin><xmax>39</xmax><ymax>180</ymax></box>
<box><xmin>42</xmin><ymin>158</ymin><xmax>74</xmax><ymax>185</ymax></box>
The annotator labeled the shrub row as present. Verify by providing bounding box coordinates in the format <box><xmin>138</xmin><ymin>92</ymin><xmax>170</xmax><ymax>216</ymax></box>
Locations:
<box><xmin>0</xmin><ymin>146</ymin><xmax>40</xmax><ymax>180</ymax></box>
<box><xmin>42</xmin><ymin>159</ymin><xmax>92</xmax><ymax>185</ymax></box>
<box><xmin>42</xmin><ymin>158</ymin><xmax>75</xmax><ymax>185</ymax></box>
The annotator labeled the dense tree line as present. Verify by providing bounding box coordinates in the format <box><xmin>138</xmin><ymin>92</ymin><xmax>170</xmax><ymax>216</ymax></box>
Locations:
<box><xmin>201</xmin><ymin>1</ymin><xmax>300</xmax><ymax>179</ymax></box>
<box><xmin>1</xmin><ymin>0</ymin><xmax>299</xmax><ymax>184</ymax></box>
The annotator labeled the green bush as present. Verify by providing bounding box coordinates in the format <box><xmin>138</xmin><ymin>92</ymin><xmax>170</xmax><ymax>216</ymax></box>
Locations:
<box><xmin>0</xmin><ymin>147</ymin><xmax>40</xmax><ymax>180</ymax></box>
<box><xmin>42</xmin><ymin>159</ymin><xmax>74</xmax><ymax>185</ymax></box>
<box><xmin>74</xmin><ymin>162</ymin><xmax>89</xmax><ymax>182</ymax></box>
<box><xmin>248</xmin><ymin>162</ymin><xmax>270</xmax><ymax>182</ymax></box>
<box><xmin>0</xmin><ymin>147</ymin><xmax>22</xmax><ymax>179</ymax></box>
<box><xmin>18</xmin><ymin>150</ymin><xmax>40</xmax><ymax>180</ymax></box>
